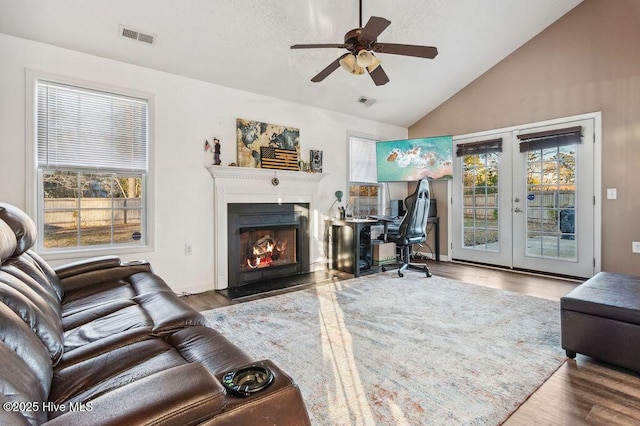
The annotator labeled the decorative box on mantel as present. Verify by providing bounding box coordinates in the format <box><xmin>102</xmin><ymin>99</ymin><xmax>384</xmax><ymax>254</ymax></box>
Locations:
<box><xmin>206</xmin><ymin>166</ymin><xmax>327</xmax><ymax>290</ymax></box>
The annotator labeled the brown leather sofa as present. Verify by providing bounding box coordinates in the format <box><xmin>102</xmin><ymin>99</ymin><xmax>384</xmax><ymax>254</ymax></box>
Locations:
<box><xmin>0</xmin><ymin>202</ymin><xmax>310</xmax><ymax>425</ymax></box>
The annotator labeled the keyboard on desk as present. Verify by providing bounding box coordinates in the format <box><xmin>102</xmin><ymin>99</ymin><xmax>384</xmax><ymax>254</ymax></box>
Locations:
<box><xmin>369</xmin><ymin>215</ymin><xmax>402</xmax><ymax>223</ymax></box>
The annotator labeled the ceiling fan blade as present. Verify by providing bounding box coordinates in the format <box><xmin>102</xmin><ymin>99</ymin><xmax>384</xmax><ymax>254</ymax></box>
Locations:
<box><xmin>310</xmin><ymin>53</ymin><xmax>350</xmax><ymax>82</ymax></box>
<box><xmin>368</xmin><ymin>65</ymin><xmax>390</xmax><ymax>86</ymax></box>
<box><xmin>291</xmin><ymin>43</ymin><xmax>346</xmax><ymax>49</ymax></box>
<box><xmin>373</xmin><ymin>43</ymin><xmax>438</xmax><ymax>59</ymax></box>
<box><xmin>361</xmin><ymin>16</ymin><xmax>391</xmax><ymax>40</ymax></box>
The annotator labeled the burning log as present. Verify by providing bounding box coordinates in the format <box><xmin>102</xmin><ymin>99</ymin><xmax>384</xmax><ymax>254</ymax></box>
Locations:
<box><xmin>246</xmin><ymin>235</ymin><xmax>287</xmax><ymax>269</ymax></box>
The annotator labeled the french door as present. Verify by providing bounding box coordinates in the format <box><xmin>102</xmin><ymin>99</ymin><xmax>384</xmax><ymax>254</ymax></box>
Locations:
<box><xmin>452</xmin><ymin>116</ymin><xmax>597</xmax><ymax>278</ymax></box>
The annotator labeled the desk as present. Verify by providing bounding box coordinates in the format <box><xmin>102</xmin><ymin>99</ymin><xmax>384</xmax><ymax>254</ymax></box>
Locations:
<box><xmin>326</xmin><ymin>219</ymin><xmax>378</xmax><ymax>277</ymax></box>
<box><xmin>326</xmin><ymin>217</ymin><xmax>440</xmax><ymax>277</ymax></box>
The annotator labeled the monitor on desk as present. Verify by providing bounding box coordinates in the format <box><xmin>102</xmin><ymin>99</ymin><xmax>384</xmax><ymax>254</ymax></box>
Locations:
<box><xmin>388</xmin><ymin>198</ymin><xmax>437</xmax><ymax>219</ymax></box>
<box><xmin>389</xmin><ymin>199</ymin><xmax>404</xmax><ymax>218</ymax></box>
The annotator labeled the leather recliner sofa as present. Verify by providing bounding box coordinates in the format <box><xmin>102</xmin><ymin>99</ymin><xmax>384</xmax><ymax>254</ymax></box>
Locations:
<box><xmin>0</xmin><ymin>202</ymin><xmax>311</xmax><ymax>425</ymax></box>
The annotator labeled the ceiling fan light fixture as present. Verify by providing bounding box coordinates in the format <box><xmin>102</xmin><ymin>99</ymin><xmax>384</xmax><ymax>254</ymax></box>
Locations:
<box><xmin>366</xmin><ymin>54</ymin><xmax>381</xmax><ymax>72</ymax></box>
<box><xmin>339</xmin><ymin>54</ymin><xmax>355</xmax><ymax>72</ymax></box>
<box><xmin>339</xmin><ymin>54</ymin><xmax>365</xmax><ymax>75</ymax></box>
<box><xmin>356</xmin><ymin>50</ymin><xmax>375</xmax><ymax>67</ymax></box>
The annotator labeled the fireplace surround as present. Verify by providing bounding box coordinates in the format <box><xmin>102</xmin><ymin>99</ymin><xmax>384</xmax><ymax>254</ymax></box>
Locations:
<box><xmin>228</xmin><ymin>202</ymin><xmax>310</xmax><ymax>287</ymax></box>
<box><xmin>207</xmin><ymin>166</ymin><xmax>326</xmax><ymax>290</ymax></box>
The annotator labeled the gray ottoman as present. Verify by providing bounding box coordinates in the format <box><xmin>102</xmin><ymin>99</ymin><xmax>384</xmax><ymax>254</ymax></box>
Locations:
<box><xmin>561</xmin><ymin>272</ymin><xmax>640</xmax><ymax>372</ymax></box>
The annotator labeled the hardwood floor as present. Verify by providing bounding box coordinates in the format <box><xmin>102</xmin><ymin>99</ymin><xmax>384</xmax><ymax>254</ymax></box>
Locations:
<box><xmin>180</xmin><ymin>262</ymin><xmax>640</xmax><ymax>425</ymax></box>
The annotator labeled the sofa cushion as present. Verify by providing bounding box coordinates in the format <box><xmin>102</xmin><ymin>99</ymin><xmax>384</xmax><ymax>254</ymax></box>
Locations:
<box><xmin>134</xmin><ymin>291</ymin><xmax>208</xmax><ymax>334</ymax></box>
<box><xmin>0</xmin><ymin>273</ymin><xmax>65</xmax><ymax>364</ymax></box>
<box><xmin>49</xmin><ymin>327</ymin><xmax>250</xmax><ymax>415</ymax></box>
<box><xmin>561</xmin><ymin>272</ymin><xmax>640</xmax><ymax>325</ymax></box>
<box><xmin>1</xmin><ymin>263</ymin><xmax>62</xmax><ymax>317</ymax></box>
<box><xmin>0</xmin><ymin>342</ymin><xmax>49</xmax><ymax>425</ymax></box>
<box><xmin>45</xmin><ymin>364</ymin><xmax>227</xmax><ymax>426</ymax></box>
<box><xmin>25</xmin><ymin>250</ymin><xmax>65</xmax><ymax>301</ymax></box>
<box><xmin>0</xmin><ymin>219</ymin><xmax>17</xmax><ymax>263</ymax></box>
<box><xmin>0</xmin><ymin>302</ymin><xmax>53</xmax><ymax>394</ymax></box>
<box><xmin>59</xmin><ymin>291</ymin><xmax>205</xmax><ymax>360</ymax></box>
<box><xmin>167</xmin><ymin>326</ymin><xmax>253</xmax><ymax>375</ymax></box>
<box><xmin>62</xmin><ymin>302</ymin><xmax>154</xmax><ymax>352</ymax></box>
<box><xmin>0</xmin><ymin>203</ymin><xmax>37</xmax><ymax>257</ymax></box>
<box><xmin>49</xmin><ymin>337</ymin><xmax>189</xmax><ymax>411</ymax></box>
<box><xmin>61</xmin><ymin>272</ymin><xmax>173</xmax><ymax>316</ymax></box>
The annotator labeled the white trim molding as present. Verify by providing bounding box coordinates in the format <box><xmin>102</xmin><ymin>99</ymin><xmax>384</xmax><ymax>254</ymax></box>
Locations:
<box><xmin>206</xmin><ymin>166</ymin><xmax>327</xmax><ymax>289</ymax></box>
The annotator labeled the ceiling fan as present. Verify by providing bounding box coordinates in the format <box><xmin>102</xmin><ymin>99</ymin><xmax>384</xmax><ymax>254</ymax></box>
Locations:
<box><xmin>290</xmin><ymin>0</ymin><xmax>438</xmax><ymax>86</ymax></box>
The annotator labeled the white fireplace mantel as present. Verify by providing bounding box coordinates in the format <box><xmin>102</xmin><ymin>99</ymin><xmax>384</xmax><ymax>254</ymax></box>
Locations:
<box><xmin>207</xmin><ymin>165</ymin><xmax>326</xmax><ymax>183</ymax></box>
<box><xmin>206</xmin><ymin>165</ymin><xmax>327</xmax><ymax>289</ymax></box>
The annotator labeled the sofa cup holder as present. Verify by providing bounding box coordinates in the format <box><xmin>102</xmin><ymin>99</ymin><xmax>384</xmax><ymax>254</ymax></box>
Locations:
<box><xmin>221</xmin><ymin>360</ymin><xmax>274</xmax><ymax>397</ymax></box>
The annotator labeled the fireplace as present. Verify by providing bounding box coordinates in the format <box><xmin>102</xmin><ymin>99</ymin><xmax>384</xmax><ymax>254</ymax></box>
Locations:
<box><xmin>207</xmin><ymin>165</ymin><xmax>326</xmax><ymax>290</ymax></box>
<box><xmin>228</xmin><ymin>203</ymin><xmax>310</xmax><ymax>288</ymax></box>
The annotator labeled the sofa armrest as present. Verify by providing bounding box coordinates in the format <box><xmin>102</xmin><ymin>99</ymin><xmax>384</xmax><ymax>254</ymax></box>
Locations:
<box><xmin>55</xmin><ymin>256</ymin><xmax>135</xmax><ymax>279</ymax></box>
<box><xmin>55</xmin><ymin>257</ymin><xmax>153</xmax><ymax>292</ymax></box>
<box><xmin>45</xmin><ymin>363</ymin><xmax>227</xmax><ymax>426</ymax></box>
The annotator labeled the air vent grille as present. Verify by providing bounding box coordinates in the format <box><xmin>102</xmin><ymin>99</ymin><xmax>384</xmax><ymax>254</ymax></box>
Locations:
<box><xmin>357</xmin><ymin>96</ymin><xmax>377</xmax><ymax>107</ymax></box>
<box><xmin>119</xmin><ymin>25</ymin><xmax>156</xmax><ymax>45</ymax></box>
<box><xmin>137</xmin><ymin>33</ymin><xmax>155</xmax><ymax>44</ymax></box>
<box><xmin>121</xmin><ymin>28</ymin><xmax>139</xmax><ymax>40</ymax></box>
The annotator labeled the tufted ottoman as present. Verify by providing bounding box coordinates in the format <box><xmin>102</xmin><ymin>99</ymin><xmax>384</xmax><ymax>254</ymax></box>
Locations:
<box><xmin>561</xmin><ymin>272</ymin><xmax>640</xmax><ymax>372</ymax></box>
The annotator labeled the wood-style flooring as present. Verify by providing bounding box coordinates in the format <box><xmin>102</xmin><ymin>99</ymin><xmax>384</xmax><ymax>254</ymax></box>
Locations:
<box><xmin>180</xmin><ymin>262</ymin><xmax>640</xmax><ymax>425</ymax></box>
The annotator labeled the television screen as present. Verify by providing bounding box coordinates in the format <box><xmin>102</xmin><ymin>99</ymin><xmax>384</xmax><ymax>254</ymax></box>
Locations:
<box><xmin>376</xmin><ymin>136</ymin><xmax>453</xmax><ymax>182</ymax></box>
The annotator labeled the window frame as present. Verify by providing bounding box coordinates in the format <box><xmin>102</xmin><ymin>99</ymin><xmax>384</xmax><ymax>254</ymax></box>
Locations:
<box><xmin>347</xmin><ymin>134</ymin><xmax>385</xmax><ymax>218</ymax></box>
<box><xmin>26</xmin><ymin>71</ymin><xmax>155</xmax><ymax>260</ymax></box>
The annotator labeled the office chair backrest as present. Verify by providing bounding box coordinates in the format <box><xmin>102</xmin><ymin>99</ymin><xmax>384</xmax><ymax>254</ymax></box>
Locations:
<box><xmin>398</xmin><ymin>179</ymin><xmax>431</xmax><ymax>241</ymax></box>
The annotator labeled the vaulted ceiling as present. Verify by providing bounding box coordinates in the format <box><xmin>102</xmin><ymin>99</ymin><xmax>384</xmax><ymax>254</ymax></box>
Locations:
<box><xmin>0</xmin><ymin>0</ymin><xmax>582</xmax><ymax>127</ymax></box>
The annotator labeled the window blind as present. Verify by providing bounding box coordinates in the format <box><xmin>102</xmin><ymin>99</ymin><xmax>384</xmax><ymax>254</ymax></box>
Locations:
<box><xmin>517</xmin><ymin>126</ymin><xmax>582</xmax><ymax>153</ymax></box>
<box><xmin>349</xmin><ymin>136</ymin><xmax>378</xmax><ymax>183</ymax></box>
<box><xmin>36</xmin><ymin>81</ymin><xmax>148</xmax><ymax>171</ymax></box>
<box><xmin>456</xmin><ymin>138</ymin><xmax>502</xmax><ymax>157</ymax></box>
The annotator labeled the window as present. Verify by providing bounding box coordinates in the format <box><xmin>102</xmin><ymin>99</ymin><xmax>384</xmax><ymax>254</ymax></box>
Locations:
<box><xmin>349</xmin><ymin>136</ymin><xmax>383</xmax><ymax>217</ymax></box>
<box><xmin>457</xmin><ymin>138</ymin><xmax>502</xmax><ymax>252</ymax></box>
<box><xmin>35</xmin><ymin>80</ymin><xmax>149</xmax><ymax>252</ymax></box>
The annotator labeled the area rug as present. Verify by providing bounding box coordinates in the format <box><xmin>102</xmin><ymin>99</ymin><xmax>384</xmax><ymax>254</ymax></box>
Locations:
<box><xmin>202</xmin><ymin>272</ymin><xmax>565</xmax><ymax>425</ymax></box>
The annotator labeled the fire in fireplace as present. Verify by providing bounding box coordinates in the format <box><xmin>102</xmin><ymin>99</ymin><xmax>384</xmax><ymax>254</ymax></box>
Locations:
<box><xmin>241</xmin><ymin>226</ymin><xmax>297</xmax><ymax>270</ymax></box>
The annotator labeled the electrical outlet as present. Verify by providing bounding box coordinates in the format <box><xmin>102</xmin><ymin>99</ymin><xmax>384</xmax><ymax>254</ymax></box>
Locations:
<box><xmin>633</xmin><ymin>242</ymin><xmax>640</xmax><ymax>254</ymax></box>
<box><xmin>184</xmin><ymin>244</ymin><xmax>193</xmax><ymax>255</ymax></box>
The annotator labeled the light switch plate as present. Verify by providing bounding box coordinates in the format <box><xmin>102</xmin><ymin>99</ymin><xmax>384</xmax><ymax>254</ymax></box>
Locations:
<box><xmin>607</xmin><ymin>188</ymin><xmax>617</xmax><ymax>199</ymax></box>
<box><xmin>633</xmin><ymin>242</ymin><xmax>640</xmax><ymax>254</ymax></box>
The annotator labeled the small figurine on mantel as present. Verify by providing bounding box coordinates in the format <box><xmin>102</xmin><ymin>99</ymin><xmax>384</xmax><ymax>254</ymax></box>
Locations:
<box><xmin>204</xmin><ymin>137</ymin><xmax>222</xmax><ymax>165</ymax></box>
<box><xmin>213</xmin><ymin>138</ymin><xmax>221</xmax><ymax>165</ymax></box>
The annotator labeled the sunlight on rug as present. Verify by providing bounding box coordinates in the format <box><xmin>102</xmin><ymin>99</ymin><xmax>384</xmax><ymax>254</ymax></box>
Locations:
<box><xmin>203</xmin><ymin>273</ymin><xmax>566</xmax><ymax>425</ymax></box>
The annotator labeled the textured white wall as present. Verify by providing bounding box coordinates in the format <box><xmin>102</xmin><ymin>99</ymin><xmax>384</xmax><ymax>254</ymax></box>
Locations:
<box><xmin>0</xmin><ymin>33</ymin><xmax>407</xmax><ymax>293</ymax></box>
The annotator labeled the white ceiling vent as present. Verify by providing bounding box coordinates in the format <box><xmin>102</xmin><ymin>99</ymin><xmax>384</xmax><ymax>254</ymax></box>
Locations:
<box><xmin>357</xmin><ymin>96</ymin><xmax>377</xmax><ymax>107</ymax></box>
<box><xmin>119</xmin><ymin>25</ymin><xmax>156</xmax><ymax>45</ymax></box>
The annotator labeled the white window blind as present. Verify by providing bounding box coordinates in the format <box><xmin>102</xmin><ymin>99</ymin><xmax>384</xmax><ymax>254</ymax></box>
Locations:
<box><xmin>349</xmin><ymin>136</ymin><xmax>378</xmax><ymax>183</ymax></box>
<box><xmin>36</xmin><ymin>81</ymin><xmax>148</xmax><ymax>171</ymax></box>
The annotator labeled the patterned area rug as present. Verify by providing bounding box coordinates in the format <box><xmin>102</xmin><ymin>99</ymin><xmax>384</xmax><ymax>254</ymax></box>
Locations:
<box><xmin>203</xmin><ymin>273</ymin><xmax>565</xmax><ymax>425</ymax></box>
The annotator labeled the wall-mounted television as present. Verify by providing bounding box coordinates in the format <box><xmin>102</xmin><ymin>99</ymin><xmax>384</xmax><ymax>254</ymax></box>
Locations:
<box><xmin>376</xmin><ymin>136</ymin><xmax>453</xmax><ymax>182</ymax></box>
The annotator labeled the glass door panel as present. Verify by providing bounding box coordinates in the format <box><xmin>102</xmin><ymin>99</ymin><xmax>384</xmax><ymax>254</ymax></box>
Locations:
<box><xmin>453</xmin><ymin>132</ymin><xmax>512</xmax><ymax>267</ymax></box>
<box><xmin>513</xmin><ymin>118</ymin><xmax>594</xmax><ymax>277</ymax></box>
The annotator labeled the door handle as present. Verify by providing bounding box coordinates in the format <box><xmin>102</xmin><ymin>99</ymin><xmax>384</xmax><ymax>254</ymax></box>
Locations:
<box><xmin>514</xmin><ymin>207</ymin><xmax>523</xmax><ymax>213</ymax></box>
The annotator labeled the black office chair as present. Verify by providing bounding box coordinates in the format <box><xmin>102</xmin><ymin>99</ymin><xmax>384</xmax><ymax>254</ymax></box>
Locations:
<box><xmin>382</xmin><ymin>179</ymin><xmax>433</xmax><ymax>278</ymax></box>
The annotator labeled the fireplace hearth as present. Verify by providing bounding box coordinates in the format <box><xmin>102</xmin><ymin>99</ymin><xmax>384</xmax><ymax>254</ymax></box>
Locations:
<box><xmin>228</xmin><ymin>203</ymin><xmax>309</xmax><ymax>288</ymax></box>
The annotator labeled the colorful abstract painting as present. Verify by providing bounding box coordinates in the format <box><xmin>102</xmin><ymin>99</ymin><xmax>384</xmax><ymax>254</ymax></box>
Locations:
<box><xmin>236</xmin><ymin>118</ymin><xmax>300</xmax><ymax>168</ymax></box>
<box><xmin>376</xmin><ymin>136</ymin><xmax>453</xmax><ymax>182</ymax></box>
